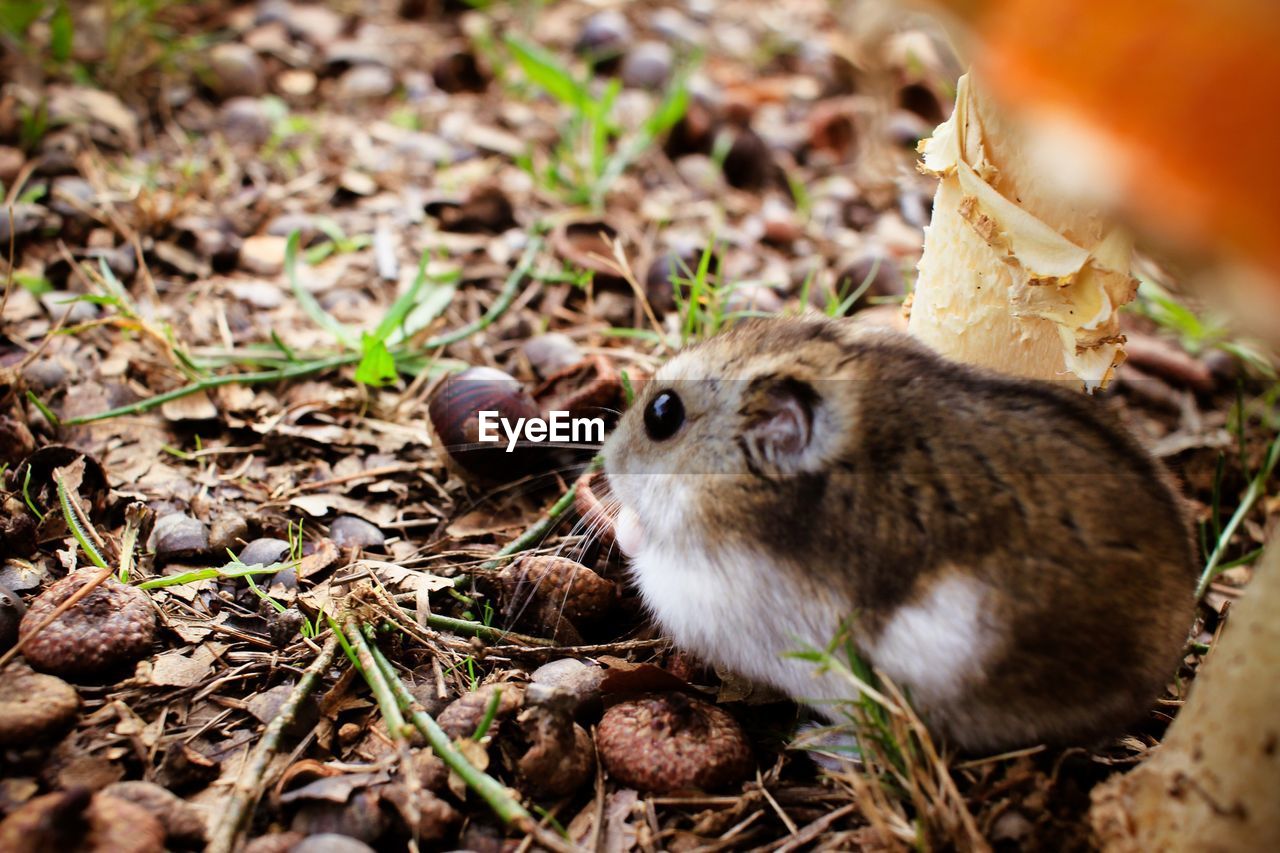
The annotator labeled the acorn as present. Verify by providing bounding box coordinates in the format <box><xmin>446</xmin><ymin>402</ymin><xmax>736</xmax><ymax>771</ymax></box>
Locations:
<box><xmin>0</xmin><ymin>789</ymin><xmax>165</xmax><ymax>853</ymax></box>
<box><xmin>428</xmin><ymin>367</ymin><xmax>541</xmax><ymax>480</ymax></box>
<box><xmin>19</xmin><ymin>571</ymin><xmax>156</xmax><ymax>679</ymax></box>
<box><xmin>498</xmin><ymin>556</ymin><xmax>616</xmax><ymax>631</ymax></box>
<box><xmin>0</xmin><ymin>665</ymin><xmax>80</xmax><ymax>745</ymax></box>
<box><xmin>597</xmin><ymin>694</ymin><xmax>752</xmax><ymax>793</ymax></box>
<box><xmin>516</xmin><ymin>684</ymin><xmax>595</xmax><ymax>798</ymax></box>
<box><xmin>437</xmin><ymin>683</ymin><xmax>526</xmax><ymax>740</ymax></box>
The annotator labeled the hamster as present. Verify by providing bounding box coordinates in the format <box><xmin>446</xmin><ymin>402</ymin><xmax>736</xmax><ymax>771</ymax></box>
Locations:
<box><xmin>602</xmin><ymin>316</ymin><xmax>1196</xmax><ymax>753</ymax></box>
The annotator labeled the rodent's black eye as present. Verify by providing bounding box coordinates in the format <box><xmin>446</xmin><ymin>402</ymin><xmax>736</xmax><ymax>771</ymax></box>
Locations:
<box><xmin>643</xmin><ymin>391</ymin><xmax>685</xmax><ymax>441</ymax></box>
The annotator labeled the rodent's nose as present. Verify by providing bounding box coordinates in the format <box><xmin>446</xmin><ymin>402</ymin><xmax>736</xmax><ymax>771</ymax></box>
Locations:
<box><xmin>615</xmin><ymin>506</ymin><xmax>645</xmax><ymax>556</ymax></box>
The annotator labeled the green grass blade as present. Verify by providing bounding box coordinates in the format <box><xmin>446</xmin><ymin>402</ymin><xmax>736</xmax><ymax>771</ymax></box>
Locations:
<box><xmin>504</xmin><ymin>35</ymin><xmax>586</xmax><ymax>109</ymax></box>
<box><xmin>285</xmin><ymin>231</ymin><xmax>358</xmax><ymax>350</ymax></box>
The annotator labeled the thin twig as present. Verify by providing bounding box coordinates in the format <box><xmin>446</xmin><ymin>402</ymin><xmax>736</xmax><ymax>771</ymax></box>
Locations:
<box><xmin>206</xmin><ymin>633</ymin><xmax>340</xmax><ymax>853</ymax></box>
<box><xmin>343</xmin><ymin>615</ymin><xmax>412</xmax><ymax>739</ymax></box>
<box><xmin>360</xmin><ymin>626</ymin><xmax>579</xmax><ymax>852</ymax></box>
<box><xmin>418</xmin><ymin>612</ymin><xmax>556</xmax><ymax>647</ymax></box>
<box><xmin>769</xmin><ymin>804</ymin><xmax>858</xmax><ymax>853</ymax></box>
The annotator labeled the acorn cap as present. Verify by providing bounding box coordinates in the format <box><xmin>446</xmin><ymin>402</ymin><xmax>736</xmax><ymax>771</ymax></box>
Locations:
<box><xmin>597</xmin><ymin>694</ymin><xmax>752</xmax><ymax>793</ymax></box>
<box><xmin>0</xmin><ymin>666</ymin><xmax>80</xmax><ymax>744</ymax></box>
<box><xmin>499</xmin><ymin>556</ymin><xmax>617</xmax><ymax>626</ymax></box>
<box><xmin>19</xmin><ymin>571</ymin><xmax>156</xmax><ymax>678</ymax></box>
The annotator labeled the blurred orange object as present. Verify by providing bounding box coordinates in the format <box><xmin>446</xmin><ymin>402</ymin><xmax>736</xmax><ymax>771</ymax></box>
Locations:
<box><xmin>939</xmin><ymin>0</ymin><xmax>1280</xmax><ymax>283</ymax></box>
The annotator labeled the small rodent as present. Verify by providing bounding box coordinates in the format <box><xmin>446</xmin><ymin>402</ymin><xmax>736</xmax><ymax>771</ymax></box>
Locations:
<box><xmin>603</xmin><ymin>317</ymin><xmax>1196</xmax><ymax>752</ymax></box>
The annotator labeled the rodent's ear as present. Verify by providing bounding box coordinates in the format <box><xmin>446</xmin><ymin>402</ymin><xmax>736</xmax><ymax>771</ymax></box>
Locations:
<box><xmin>740</xmin><ymin>375</ymin><xmax>818</xmax><ymax>473</ymax></box>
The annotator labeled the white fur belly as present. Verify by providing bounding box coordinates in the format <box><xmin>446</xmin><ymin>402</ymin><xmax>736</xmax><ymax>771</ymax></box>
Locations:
<box><xmin>628</xmin><ymin>547</ymin><xmax>993</xmax><ymax>714</ymax></box>
<box><xmin>628</xmin><ymin>544</ymin><xmax>853</xmax><ymax>706</ymax></box>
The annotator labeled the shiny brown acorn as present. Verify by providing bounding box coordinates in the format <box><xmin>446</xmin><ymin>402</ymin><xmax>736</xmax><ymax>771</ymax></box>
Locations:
<box><xmin>428</xmin><ymin>366</ymin><xmax>542</xmax><ymax>480</ymax></box>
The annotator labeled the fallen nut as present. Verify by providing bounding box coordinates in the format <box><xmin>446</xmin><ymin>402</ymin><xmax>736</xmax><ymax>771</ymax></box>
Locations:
<box><xmin>437</xmin><ymin>683</ymin><xmax>526</xmax><ymax>740</ymax></box>
<box><xmin>0</xmin><ymin>788</ymin><xmax>165</xmax><ymax>853</ymax></box>
<box><xmin>428</xmin><ymin>366</ymin><xmax>542</xmax><ymax>480</ymax></box>
<box><xmin>516</xmin><ymin>684</ymin><xmax>595</xmax><ymax>798</ymax></box>
<box><xmin>18</xmin><ymin>571</ymin><xmax>156</xmax><ymax>678</ymax></box>
<box><xmin>597</xmin><ymin>694</ymin><xmax>752</xmax><ymax>793</ymax></box>
<box><xmin>102</xmin><ymin>780</ymin><xmax>207</xmax><ymax>847</ymax></box>
<box><xmin>498</xmin><ymin>556</ymin><xmax>616</xmax><ymax>636</ymax></box>
<box><xmin>0</xmin><ymin>665</ymin><xmax>80</xmax><ymax>745</ymax></box>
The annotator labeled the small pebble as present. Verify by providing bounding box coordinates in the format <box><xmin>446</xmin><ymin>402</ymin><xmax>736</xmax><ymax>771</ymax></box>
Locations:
<box><xmin>330</xmin><ymin>515</ymin><xmax>385</xmax><ymax>550</ymax></box>
<box><xmin>21</xmin><ymin>359</ymin><xmax>69</xmax><ymax>393</ymax></box>
<box><xmin>575</xmin><ymin>10</ymin><xmax>631</xmax><ymax>66</ymax></box>
<box><xmin>292</xmin><ymin>833</ymin><xmax>377</xmax><ymax>853</ymax></box>
<box><xmin>238</xmin><ymin>538</ymin><xmax>291</xmax><ymax>566</ymax></box>
<box><xmin>266</xmin><ymin>212</ymin><xmax>319</xmax><ymax>242</ymax></box>
<box><xmin>531</xmin><ymin>658</ymin><xmax>605</xmax><ymax>708</ymax></box>
<box><xmin>0</xmin><ymin>583</ymin><xmax>25</xmax><ymax>650</ymax></box>
<box><xmin>151</xmin><ymin>513</ymin><xmax>209</xmax><ymax>563</ymax></box>
<box><xmin>39</xmin><ymin>290</ymin><xmax>99</xmax><ymax>323</ymax></box>
<box><xmin>279</xmin><ymin>3</ymin><xmax>344</xmax><ymax>46</ymax></box>
<box><xmin>621</xmin><ymin>41</ymin><xmax>674</xmax><ymax>90</ymax></box>
<box><xmin>47</xmin><ymin>176</ymin><xmax>95</xmax><ymax>222</ymax></box>
<box><xmin>208</xmin><ymin>43</ymin><xmax>267</xmax><ymax>99</ymax></box>
<box><xmin>324</xmin><ymin>38</ymin><xmax>390</xmax><ymax>69</ymax></box>
<box><xmin>337</xmin><ymin>65</ymin><xmax>396</xmax><ymax>101</ymax></box>
<box><xmin>85</xmin><ymin>244</ymin><xmax>138</xmax><ymax>281</ymax></box>
<box><xmin>208</xmin><ymin>514</ymin><xmax>249</xmax><ymax>554</ymax></box>
<box><xmin>0</xmin><ymin>204</ymin><xmax>47</xmax><ymax>243</ymax></box>
<box><xmin>522</xmin><ymin>333</ymin><xmax>583</xmax><ymax>378</ymax></box>
<box><xmin>219</xmin><ymin>97</ymin><xmax>272</xmax><ymax>147</ymax></box>
<box><xmin>269</xmin><ymin>607</ymin><xmax>306</xmax><ymax>648</ymax></box>
<box><xmin>726</xmin><ymin>283</ymin><xmax>784</xmax><ymax>314</ymax></box>
<box><xmin>239</xmin><ymin>234</ymin><xmax>288</xmax><ymax>276</ymax></box>
<box><xmin>277</xmin><ymin>68</ymin><xmax>317</xmax><ymax>98</ymax></box>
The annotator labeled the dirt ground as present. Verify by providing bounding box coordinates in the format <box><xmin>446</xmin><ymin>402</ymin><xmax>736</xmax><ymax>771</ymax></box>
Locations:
<box><xmin>1</xmin><ymin>1</ymin><xmax>1277</xmax><ymax>850</ymax></box>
